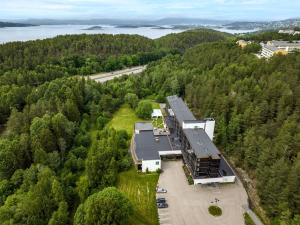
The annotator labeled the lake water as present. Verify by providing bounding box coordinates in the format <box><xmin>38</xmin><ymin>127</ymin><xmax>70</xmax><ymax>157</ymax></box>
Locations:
<box><xmin>0</xmin><ymin>25</ymin><xmax>256</xmax><ymax>44</ymax></box>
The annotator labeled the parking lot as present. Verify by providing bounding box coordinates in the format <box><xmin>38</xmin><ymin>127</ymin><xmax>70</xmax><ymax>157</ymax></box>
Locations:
<box><xmin>156</xmin><ymin>161</ymin><xmax>248</xmax><ymax>225</ymax></box>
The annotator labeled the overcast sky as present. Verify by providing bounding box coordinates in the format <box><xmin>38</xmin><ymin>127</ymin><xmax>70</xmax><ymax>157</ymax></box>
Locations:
<box><xmin>1</xmin><ymin>0</ymin><xmax>299</xmax><ymax>21</ymax></box>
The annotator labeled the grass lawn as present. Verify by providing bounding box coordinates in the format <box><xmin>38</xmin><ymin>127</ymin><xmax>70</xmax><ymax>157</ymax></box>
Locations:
<box><xmin>108</xmin><ymin>102</ymin><xmax>160</xmax><ymax>225</ymax></box>
<box><xmin>108</xmin><ymin>104</ymin><xmax>146</xmax><ymax>136</ymax></box>
<box><xmin>117</xmin><ymin>168</ymin><xmax>159</xmax><ymax>225</ymax></box>
<box><xmin>108</xmin><ymin>101</ymin><xmax>160</xmax><ymax>135</ymax></box>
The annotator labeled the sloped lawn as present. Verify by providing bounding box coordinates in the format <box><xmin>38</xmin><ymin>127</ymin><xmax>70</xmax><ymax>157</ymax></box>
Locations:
<box><xmin>117</xmin><ymin>168</ymin><xmax>159</xmax><ymax>225</ymax></box>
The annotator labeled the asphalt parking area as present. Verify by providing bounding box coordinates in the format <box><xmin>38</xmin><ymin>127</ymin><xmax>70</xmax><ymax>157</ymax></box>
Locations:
<box><xmin>156</xmin><ymin>161</ymin><xmax>248</xmax><ymax>225</ymax></box>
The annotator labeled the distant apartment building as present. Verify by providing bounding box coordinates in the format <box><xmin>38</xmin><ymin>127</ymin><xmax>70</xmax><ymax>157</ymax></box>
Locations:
<box><xmin>260</xmin><ymin>40</ymin><xmax>300</xmax><ymax>58</ymax></box>
<box><xmin>279</xmin><ymin>29</ymin><xmax>300</xmax><ymax>36</ymax></box>
<box><xmin>279</xmin><ymin>29</ymin><xmax>295</xmax><ymax>35</ymax></box>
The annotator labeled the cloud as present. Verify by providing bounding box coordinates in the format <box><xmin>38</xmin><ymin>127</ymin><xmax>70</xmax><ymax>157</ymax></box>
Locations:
<box><xmin>0</xmin><ymin>0</ymin><xmax>299</xmax><ymax>20</ymax></box>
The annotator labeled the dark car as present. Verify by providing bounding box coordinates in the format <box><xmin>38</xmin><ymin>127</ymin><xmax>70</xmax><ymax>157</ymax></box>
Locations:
<box><xmin>156</xmin><ymin>197</ymin><xmax>166</xmax><ymax>203</ymax></box>
<box><xmin>157</xmin><ymin>202</ymin><xmax>168</xmax><ymax>208</ymax></box>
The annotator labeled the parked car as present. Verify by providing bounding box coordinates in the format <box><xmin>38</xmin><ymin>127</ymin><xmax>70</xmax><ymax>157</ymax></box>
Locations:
<box><xmin>156</xmin><ymin>197</ymin><xmax>166</xmax><ymax>203</ymax></box>
<box><xmin>156</xmin><ymin>187</ymin><xmax>167</xmax><ymax>193</ymax></box>
<box><xmin>157</xmin><ymin>202</ymin><xmax>168</xmax><ymax>208</ymax></box>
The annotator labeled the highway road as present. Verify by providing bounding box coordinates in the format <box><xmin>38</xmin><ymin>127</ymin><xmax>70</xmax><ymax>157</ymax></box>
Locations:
<box><xmin>86</xmin><ymin>65</ymin><xmax>147</xmax><ymax>83</ymax></box>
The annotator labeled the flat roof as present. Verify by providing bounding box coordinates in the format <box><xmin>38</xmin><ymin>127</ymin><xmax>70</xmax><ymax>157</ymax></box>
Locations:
<box><xmin>271</xmin><ymin>40</ymin><xmax>300</xmax><ymax>47</ymax></box>
<box><xmin>134</xmin><ymin>131</ymin><xmax>173</xmax><ymax>160</ymax></box>
<box><xmin>183</xmin><ymin>128</ymin><xmax>220</xmax><ymax>159</ymax></box>
<box><xmin>166</xmin><ymin>95</ymin><xmax>196</xmax><ymax>125</ymax></box>
<box><xmin>135</xmin><ymin>122</ymin><xmax>153</xmax><ymax>131</ymax></box>
<box><xmin>263</xmin><ymin>44</ymin><xmax>278</xmax><ymax>52</ymax></box>
<box><xmin>151</xmin><ymin>109</ymin><xmax>162</xmax><ymax>118</ymax></box>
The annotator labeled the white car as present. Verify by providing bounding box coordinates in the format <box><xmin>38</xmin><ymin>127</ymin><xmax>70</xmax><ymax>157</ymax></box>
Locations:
<box><xmin>156</xmin><ymin>187</ymin><xmax>167</xmax><ymax>193</ymax></box>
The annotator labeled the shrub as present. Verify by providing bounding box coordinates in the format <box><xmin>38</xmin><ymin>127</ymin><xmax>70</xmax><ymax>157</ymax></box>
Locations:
<box><xmin>187</xmin><ymin>176</ymin><xmax>194</xmax><ymax>185</ymax></box>
<box><xmin>135</xmin><ymin>100</ymin><xmax>152</xmax><ymax>119</ymax></box>
<box><xmin>156</xmin><ymin>168</ymin><xmax>162</xmax><ymax>174</ymax></box>
<box><xmin>244</xmin><ymin>213</ymin><xmax>256</xmax><ymax>225</ymax></box>
<box><xmin>156</xmin><ymin>94</ymin><xmax>165</xmax><ymax>103</ymax></box>
<box><xmin>182</xmin><ymin>165</ymin><xmax>194</xmax><ymax>185</ymax></box>
<box><xmin>208</xmin><ymin>205</ymin><xmax>222</xmax><ymax>216</ymax></box>
<box><xmin>119</xmin><ymin>157</ymin><xmax>132</xmax><ymax>171</ymax></box>
<box><xmin>125</xmin><ymin>93</ymin><xmax>139</xmax><ymax>109</ymax></box>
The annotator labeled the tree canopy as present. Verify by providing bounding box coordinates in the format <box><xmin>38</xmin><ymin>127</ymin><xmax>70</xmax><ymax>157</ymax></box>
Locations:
<box><xmin>74</xmin><ymin>187</ymin><xmax>133</xmax><ymax>225</ymax></box>
<box><xmin>0</xmin><ymin>29</ymin><xmax>298</xmax><ymax>225</ymax></box>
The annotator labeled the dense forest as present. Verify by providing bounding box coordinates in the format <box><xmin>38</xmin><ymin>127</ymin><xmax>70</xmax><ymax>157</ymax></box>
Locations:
<box><xmin>1</xmin><ymin>27</ymin><xmax>299</xmax><ymax>224</ymax></box>
<box><xmin>0</xmin><ymin>29</ymin><xmax>229</xmax><ymax>125</ymax></box>
<box><xmin>0</xmin><ymin>29</ymin><xmax>230</xmax><ymax>225</ymax></box>
<box><xmin>243</xmin><ymin>30</ymin><xmax>300</xmax><ymax>42</ymax></box>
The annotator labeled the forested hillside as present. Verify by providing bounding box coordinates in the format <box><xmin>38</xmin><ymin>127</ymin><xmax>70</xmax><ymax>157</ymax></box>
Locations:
<box><xmin>156</xmin><ymin>29</ymin><xmax>231</xmax><ymax>52</ymax></box>
<box><xmin>0</xmin><ymin>29</ymin><xmax>230</xmax><ymax>225</ymax></box>
<box><xmin>243</xmin><ymin>30</ymin><xmax>300</xmax><ymax>42</ymax></box>
<box><xmin>2</xmin><ymin>28</ymin><xmax>298</xmax><ymax>224</ymax></box>
<box><xmin>0</xmin><ymin>29</ymin><xmax>228</xmax><ymax>125</ymax></box>
<box><xmin>138</xmin><ymin>42</ymin><xmax>300</xmax><ymax>224</ymax></box>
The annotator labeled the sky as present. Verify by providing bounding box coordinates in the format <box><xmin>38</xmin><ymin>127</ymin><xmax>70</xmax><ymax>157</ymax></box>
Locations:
<box><xmin>0</xmin><ymin>0</ymin><xmax>300</xmax><ymax>21</ymax></box>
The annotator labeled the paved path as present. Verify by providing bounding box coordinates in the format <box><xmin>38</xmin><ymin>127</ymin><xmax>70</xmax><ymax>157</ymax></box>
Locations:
<box><xmin>157</xmin><ymin>161</ymin><xmax>248</xmax><ymax>225</ymax></box>
<box><xmin>243</xmin><ymin>206</ymin><xmax>264</xmax><ymax>225</ymax></box>
<box><xmin>86</xmin><ymin>65</ymin><xmax>147</xmax><ymax>83</ymax></box>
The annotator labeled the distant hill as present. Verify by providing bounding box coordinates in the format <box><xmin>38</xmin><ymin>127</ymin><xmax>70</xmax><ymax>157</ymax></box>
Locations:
<box><xmin>18</xmin><ymin>18</ymin><xmax>145</xmax><ymax>26</ymax></box>
<box><xmin>155</xmin><ymin>17</ymin><xmax>230</xmax><ymax>26</ymax></box>
<box><xmin>224</xmin><ymin>18</ymin><xmax>300</xmax><ymax>30</ymax></box>
<box><xmin>11</xmin><ymin>17</ymin><xmax>300</xmax><ymax>31</ymax></box>
<box><xmin>156</xmin><ymin>28</ymin><xmax>232</xmax><ymax>52</ymax></box>
<box><xmin>83</xmin><ymin>26</ymin><xmax>103</xmax><ymax>30</ymax></box>
<box><xmin>18</xmin><ymin>18</ymin><xmax>230</xmax><ymax>26</ymax></box>
<box><xmin>0</xmin><ymin>21</ymin><xmax>36</xmax><ymax>28</ymax></box>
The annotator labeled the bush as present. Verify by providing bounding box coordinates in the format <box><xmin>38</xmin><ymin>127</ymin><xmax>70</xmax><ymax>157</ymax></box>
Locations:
<box><xmin>119</xmin><ymin>157</ymin><xmax>132</xmax><ymax>171</ymax></box>
<box><xmin>243</xmin><ymin>43</ymin><xmax>261</xmax><ymax>53</ymax></box>
<box><xmin>125</xmin><ymin>93</ymin><xmax>139</xmax><ymax>109</ymax></box>
<box><xmin>244</xmin><ymin>213</ymin><xmax>256</xmax><ymax>225</ymax></box>
<box><xmin>96</xmin><ymin>115</ymin><xmax>109</xmax><ymax>129</ymax></box>
<box><xmin>187</xmin><ymin>176</ymin><xmax>194</xmax><ymax>185</ymax></box>
<box><xmin>156</xmin><ymin>168</ymin><xmax>162</xmax><ymax>174</ymax></box>
<box><xmin>135</xmin><ymin>100</ymin><xmax>152</xmax><ymax>119</ymax></box>
<box><xmin>156</xmin><ymin>94</ymin><xmax>165</xmax><ymax>103</ymax></box>
<box><xmin>182</xmin><ymin>165</ymin><xmax>194</xmax><ymax>185</ymax></box>
<box><xmin>208</xmin><ymin>205</ymin><xmax>222</xmax><ymax>216</ymax></box>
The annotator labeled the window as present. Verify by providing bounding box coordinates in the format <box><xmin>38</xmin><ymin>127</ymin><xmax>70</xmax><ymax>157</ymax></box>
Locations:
<box><xmin>156</xmin><ymin>161</ymin><xmax>159</xmax><ymax>165</ymax></box>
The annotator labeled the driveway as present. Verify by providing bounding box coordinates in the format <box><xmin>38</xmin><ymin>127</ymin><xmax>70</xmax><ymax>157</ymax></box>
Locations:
<box><xmin>156</xmin><ymin>161</ymin><xmax>248</xmax><ymax>225</ymax></box>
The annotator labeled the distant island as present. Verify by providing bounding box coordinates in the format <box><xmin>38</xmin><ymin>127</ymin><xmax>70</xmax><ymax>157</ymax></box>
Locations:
<box><xmin>152</xmin><ymin>26</ymin><xmax>171</xmax><ymax>30</ymax></box>
<box><xmin>115</xmin><ymin>25</ymin><xmax>157</xmax><ymax>28</ymax></box>
<box><xmin>0</xmin><ymin>21</ymin><xmax>36</xmax><ymax>28</ymax></box>
<box><xmin>83</xmin><ymin>26</ymin><xmax>103</xmax><ymax>30</ymax></box>
<box><xmin>224</xmin><ymin>22</ymin><xmax>265</xmax><ymax>30</ymax></box>
<box><xmin>115</xmin><ymin>25</ymin><xmax>142</xmax><ymax>28</ymax></box>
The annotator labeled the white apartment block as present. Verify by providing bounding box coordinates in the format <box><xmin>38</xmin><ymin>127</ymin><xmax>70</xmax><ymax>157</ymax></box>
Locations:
<box><xmin>260</xmin><ymin>40</ymin><xmax>300</xmax><ymax>58</ymax></box>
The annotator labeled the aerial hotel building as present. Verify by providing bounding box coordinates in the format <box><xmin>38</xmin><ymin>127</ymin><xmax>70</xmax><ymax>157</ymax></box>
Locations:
<box><xmin>131</xmin><ymin>95</ymin><xmax>235</xmax><ymax>184</ymax></box>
